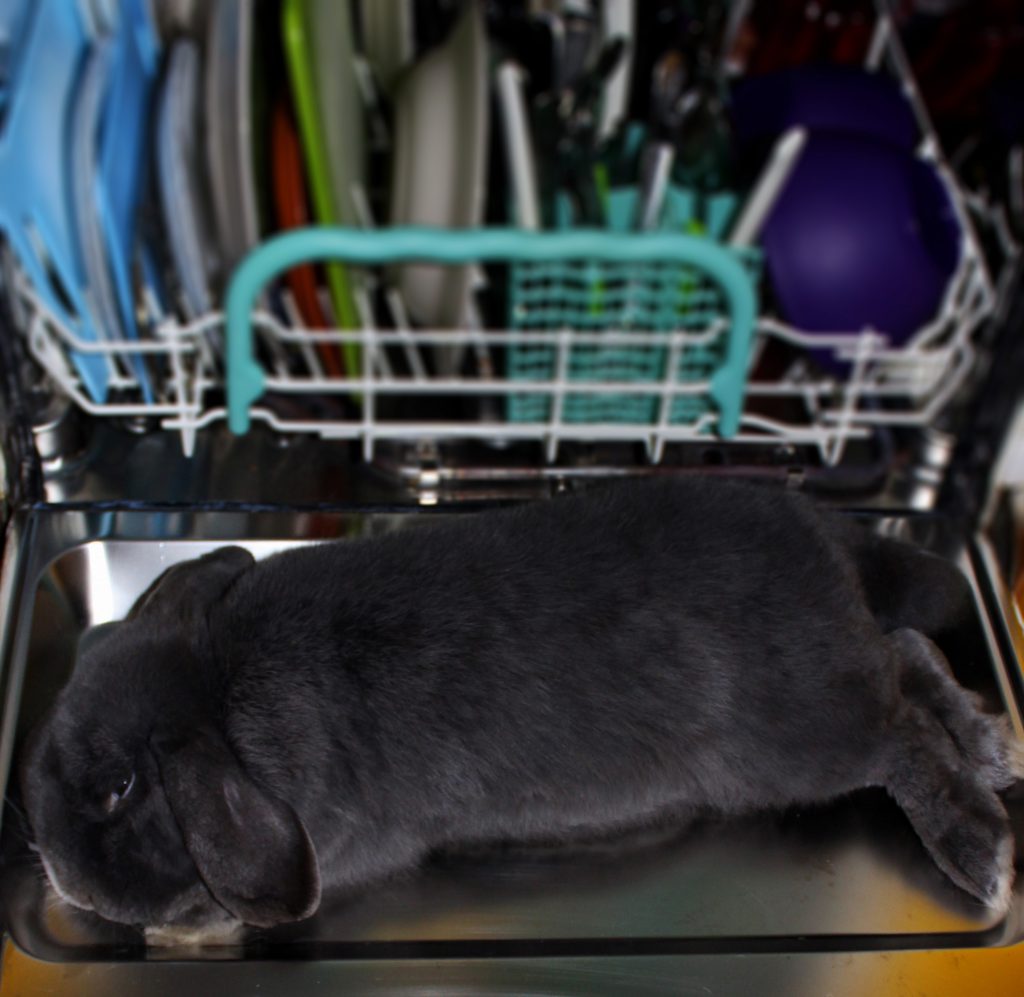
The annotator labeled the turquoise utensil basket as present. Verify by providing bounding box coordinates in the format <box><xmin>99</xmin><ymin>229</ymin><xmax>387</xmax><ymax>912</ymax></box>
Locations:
<box><xmin>225</xmin><ymin>227</ymin><xmax>759</xmax><ymax>440</ymax></box>
<box><xmin>505</xmin><ymin>185</ymin><xmax>761</xmax><ymax>426</ymax></box>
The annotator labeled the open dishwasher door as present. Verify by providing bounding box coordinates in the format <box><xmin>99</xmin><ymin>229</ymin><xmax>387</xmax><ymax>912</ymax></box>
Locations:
<box><xmin>0</xmin><ymin>365</ymin><xmax>1022</xmax><ymax>995</ymax></box>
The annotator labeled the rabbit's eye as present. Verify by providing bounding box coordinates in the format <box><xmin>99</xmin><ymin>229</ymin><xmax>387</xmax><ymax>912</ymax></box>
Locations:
<box><xmin>104</xmin><ymin>772</ymin><xmax>135</xmax><ymax>813</ymax></box>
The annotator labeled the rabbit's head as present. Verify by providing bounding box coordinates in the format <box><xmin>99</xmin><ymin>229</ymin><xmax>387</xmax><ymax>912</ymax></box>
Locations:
<box><xmin>20</xmin><ymin>546</ymin><xmax>321</xmax><ymax>934</ymax></box>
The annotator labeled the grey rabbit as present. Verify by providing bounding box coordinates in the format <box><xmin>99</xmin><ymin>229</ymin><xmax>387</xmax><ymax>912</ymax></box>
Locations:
<box><xmin>19</xmin><ymin>478</ymin><xmax>1024</xmax><ymax>943</ymax></box>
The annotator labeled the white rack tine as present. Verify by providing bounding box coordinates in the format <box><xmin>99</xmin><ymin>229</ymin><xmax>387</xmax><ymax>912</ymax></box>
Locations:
<box><xmin>352</xmin><ymin>283</ymin><xmax>392</xmax><ymax>380</ymax></box>
<box><xmin>384</xmin><ymin>288</ymin><xmax>428</xmax><ymax>381</ymax></box>
<box><xmin>278</xmin><ymin>289</ymin><xmax>326</xmax><ymax>380</ymax></box>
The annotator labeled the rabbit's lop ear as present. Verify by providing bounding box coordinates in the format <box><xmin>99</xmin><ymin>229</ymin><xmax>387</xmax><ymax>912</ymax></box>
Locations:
<box><xmin>155</xmin><ymin>727</ymin><xmax>321</xmax><ymax>927</ymax></box>
<box><xmin>129</xmin><ymin>547</ymin><xmax>254</xmax><ymax>624</ymax></box>
<box><xmin>76</xmin><ymin>621</ymin><xmax>123</xmax><ymax>657</ymax></box>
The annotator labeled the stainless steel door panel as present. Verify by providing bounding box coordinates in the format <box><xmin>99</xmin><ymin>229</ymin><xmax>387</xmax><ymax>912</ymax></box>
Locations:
<box><xmin>0</xmin><ymin>507</ymin><xmax>1021</xmax><ymax>992</ymax></box>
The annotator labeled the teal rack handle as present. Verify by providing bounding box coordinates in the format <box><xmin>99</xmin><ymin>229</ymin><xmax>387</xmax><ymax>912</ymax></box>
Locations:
<box><xmin>225</xmin><ymin>226</ymin><xmax>758</xmax><ymax>436</ymax></box>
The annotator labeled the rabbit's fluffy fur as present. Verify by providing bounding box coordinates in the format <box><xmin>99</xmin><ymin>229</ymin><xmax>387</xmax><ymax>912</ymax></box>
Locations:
<box><xmin>20</xmin><ymin>478</ymin><xmax>1024</xmax><ymax>939</ymax></box>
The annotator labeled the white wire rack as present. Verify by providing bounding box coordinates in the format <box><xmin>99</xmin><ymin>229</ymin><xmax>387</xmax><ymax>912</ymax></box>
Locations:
<box><xmin>8</xmin><ymin>0</ymin><xmax>1016</xmax><ymax>470</ymax></box>
<box><xmin>16</xmin><ymin>215</ymin><xmax>998</xmax><ymax>468</ymax></box>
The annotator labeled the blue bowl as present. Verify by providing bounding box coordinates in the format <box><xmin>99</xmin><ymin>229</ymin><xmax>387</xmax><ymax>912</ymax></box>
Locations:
<box><xmin>761</xmin><ymin>131</ymin><xmax>960</xmax><ymax>347</ymax></box>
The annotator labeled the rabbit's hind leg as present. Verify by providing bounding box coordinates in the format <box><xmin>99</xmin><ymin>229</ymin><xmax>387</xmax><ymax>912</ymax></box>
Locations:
<box><xmin>880</xmin><ymin>694</ymin><xmax>1015</xmax><ymax>914</ymax></box>
<box><xmin>890</xmin><ymin>628</ymin><xmax>1024</xmax><ymax>792</ymax></box>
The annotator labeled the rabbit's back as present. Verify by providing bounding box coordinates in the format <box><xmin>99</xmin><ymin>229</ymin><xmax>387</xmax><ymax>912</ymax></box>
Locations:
<box><xmin>214</xmin><ymin>480</ymin><xmax>894</xmax><ymax>842</ymax></box>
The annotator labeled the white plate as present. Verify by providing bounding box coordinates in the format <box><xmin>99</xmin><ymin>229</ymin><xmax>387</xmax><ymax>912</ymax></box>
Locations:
<box><xmin>389</xmin><ymin>0</ymin><xmax>489</xmax><ymax>374</ymax></box>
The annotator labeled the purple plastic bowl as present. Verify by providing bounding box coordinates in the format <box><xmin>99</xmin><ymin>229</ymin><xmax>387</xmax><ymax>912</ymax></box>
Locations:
<box><xmin>732</xmin><ymin>66</ymin><xmax>919</xmax><ymax>152</ymax></box>
<box><xmin>761</xmin><ymin>131</ymin><xmax>961</xmax><ymax>348</ymax></box>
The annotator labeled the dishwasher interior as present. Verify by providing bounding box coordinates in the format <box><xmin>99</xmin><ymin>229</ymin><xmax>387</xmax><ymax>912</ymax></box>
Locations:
<box><xmin>2</xmin><ymin>0</ymin><xmax>1024</xmax><ymax>993</ymax></box>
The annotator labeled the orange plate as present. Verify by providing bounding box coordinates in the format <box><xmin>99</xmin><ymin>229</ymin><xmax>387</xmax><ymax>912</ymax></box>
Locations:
<box><xmin>271</xmin><ymin>97</ymin><xmax>345</xmax><ymax>378</ymax></box>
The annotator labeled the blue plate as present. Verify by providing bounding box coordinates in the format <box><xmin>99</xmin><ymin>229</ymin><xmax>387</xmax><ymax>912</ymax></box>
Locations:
<box><xmin>0</xmin><ymin>0</ymin><xmax>109</xmax><ymax>400</ymax></box>
<box><xmin>157</xmin><ymin>41</ymin><xmax>217</xmax><ymax>321</ymax></box>
<box><xmin>0</xmin><ymin>0</ymin><xmax>32</xmax><ymax>106</ymax></box>
<box><xmin>94</xmin><ymin>0</ymin><xmax>162</xmax><ymax>400</ymax></box>
<box><xmin>71</xmin><ymin>42</ymin><xmax>123</xmax><ymax>388</ymax></box>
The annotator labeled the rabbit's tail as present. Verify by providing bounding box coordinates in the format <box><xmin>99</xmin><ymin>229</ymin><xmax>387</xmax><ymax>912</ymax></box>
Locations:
<box><xmin>833</xmin><ymin>521</ymin><xmax>973</xmax><ymax>638</ymax></box>
<box><xmin>892</xmin><ymin>628</ymin><xmax>1024</xmax><ymax>791</ymax></box>
<box><xmin>880</xmin><ymin>629</ymin><xmax>1022</xmax><ymax>913</ymax></box>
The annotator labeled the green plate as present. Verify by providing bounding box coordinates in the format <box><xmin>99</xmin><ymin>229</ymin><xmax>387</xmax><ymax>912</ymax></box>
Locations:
<box><xmin>282</xmin><ymin>0</ymin><xmax>361</xmax><ymax>374</ymax></box>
